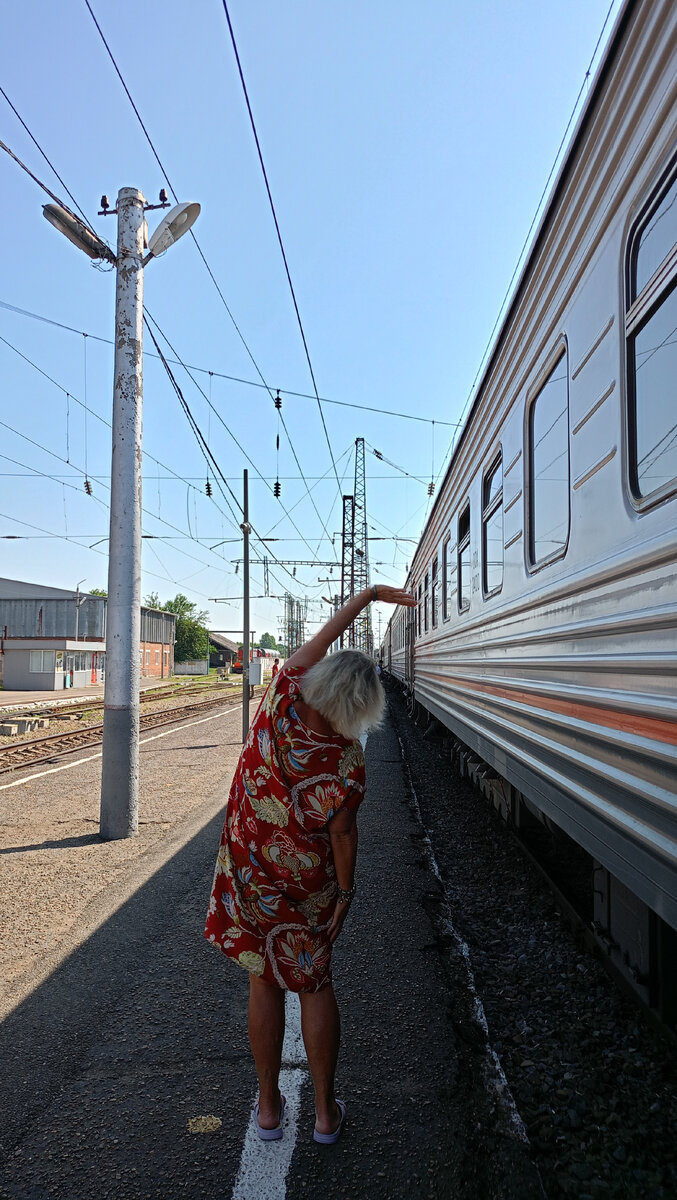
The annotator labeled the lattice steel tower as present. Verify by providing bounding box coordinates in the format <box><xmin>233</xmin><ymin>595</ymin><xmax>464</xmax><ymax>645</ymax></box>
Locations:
<box><xmin>281</xmin><ymin>592</ymin><xmax>307</xmax><ymax>656</ymax></box>
<box><xmin>352</xmin><ymin>437</ymin><xmax>372</xmax><ymax>653</ymax></box>
<box><xmin>340</xmin><ymin>494</ymin><xmax>355</xmax><ymax>648</ymax></box>
<box><xmin>339</xmin><ymin>439</ymin><xmax>372</xmax><ymax>653</ymax></box>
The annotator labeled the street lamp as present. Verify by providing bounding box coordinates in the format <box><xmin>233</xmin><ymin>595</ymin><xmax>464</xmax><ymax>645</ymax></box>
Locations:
<box><xmin>44</xmin><ymin>189</ymin><xmax>199</xmax><ymax>840</ymax></box>
<box><xmin>74</xmin><ymin>577</ymin><xmax>87</xmax><ymax>643</ymax></box>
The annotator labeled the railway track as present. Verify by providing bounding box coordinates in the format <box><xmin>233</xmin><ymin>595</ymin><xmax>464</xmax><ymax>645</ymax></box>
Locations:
<box><xmin>0</xmin><ymin>689</ymin><xmax>252</xmax><ymax>776</ymax></box>
<box><xmin>0</xmin><ymin>680</ymin><xmax>242</xmax><ymax>724</ymax></box>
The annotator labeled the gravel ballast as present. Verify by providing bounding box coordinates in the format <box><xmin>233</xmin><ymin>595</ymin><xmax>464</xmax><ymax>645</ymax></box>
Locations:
<box><xmin>387</xmin><ymin>684</ymin><xmax>677</xmax><ymax>1200</ymax></box>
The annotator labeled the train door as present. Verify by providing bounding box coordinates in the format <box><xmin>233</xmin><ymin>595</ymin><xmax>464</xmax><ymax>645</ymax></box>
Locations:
<box><xmin>405</xmin><ymin>605</ymin><xmax>415</xmax><ymax>687</ymax></box>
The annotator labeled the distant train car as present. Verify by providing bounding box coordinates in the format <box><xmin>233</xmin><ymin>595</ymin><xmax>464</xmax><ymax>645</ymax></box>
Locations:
<box><xmin>231</xmin><ymin>647</ymin><xmax>283</xmax><ymax>674</ymax></box>
<box><xmin>385</xmin><ymin>0</ymin><xmax>677</xmax><ymax>1020</ymax></box>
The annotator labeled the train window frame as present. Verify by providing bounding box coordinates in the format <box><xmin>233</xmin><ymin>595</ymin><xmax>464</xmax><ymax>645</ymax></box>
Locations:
<box><xmin>625</xmin><ymin>159</ymin><xmax>677</xmax><ymax>510</ymax></box>
<box><xmin>525</xmin><ymin>340</ymin><xmax>570</xmax><ymax>573</ymax></box>
<box><xmin>442</xmin><ymin>536</ymin><xmax>451</xmax><ymax>621</ymax></box>
<box><xmin>457</xmin><ymin>503</ymin><xmax>471</xmax><ymax>613</ymax></box>
<box><xmin>424</xmin><ymin>569</ymin><xmax>430</xmax><ymax>633</ymax></box>
<box><xmin>417</xmin><ymin>582</ymin><xmax>422</xmax><ymax>638</ymax></box>
<box><xmin>431</xmin><ymin>554</ymin><xmax>439</xmax><ymax>628</ymax></box>
<box><xmin>482</xmin><ymin>449</ymin><xmax>504</xmax><ymax>599</ymax></box>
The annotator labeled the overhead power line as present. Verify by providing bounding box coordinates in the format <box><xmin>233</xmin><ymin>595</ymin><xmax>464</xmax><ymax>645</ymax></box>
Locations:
<box><xmin>0</xmin><ymin>298</ymin><xmax>452</xmax><ymax>425</ymax></box>
<box><xmin>220</xmin><ymin>0</ymin><xmax>343</xmax><ymax>500</ymax></box>
<box><xmin>82</xmin><ymin>0</ymin><xmax>344</xmax><ymax>556</ymax></box>
<box><xmin>144</xmin><ymin>318</ymin><xmax>331</xmax><ymax>594</ymax></box>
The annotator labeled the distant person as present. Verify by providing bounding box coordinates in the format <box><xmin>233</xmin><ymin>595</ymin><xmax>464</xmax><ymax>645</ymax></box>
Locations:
<box><xmin>205</xmin><ymin>583</ymin><xmax>415</xmax><ymax>1144</ymax></box>
<box><xmin>271</xmin><ymin>656</ymin><xmax>280</xmax><ymax>679</ymax></box>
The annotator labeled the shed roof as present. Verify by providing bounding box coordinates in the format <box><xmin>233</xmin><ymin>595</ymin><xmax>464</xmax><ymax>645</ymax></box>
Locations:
<box><xmin>208</xmin><ymin>632</ymin><xmax>238</xmax><ymax>654</ymax></box>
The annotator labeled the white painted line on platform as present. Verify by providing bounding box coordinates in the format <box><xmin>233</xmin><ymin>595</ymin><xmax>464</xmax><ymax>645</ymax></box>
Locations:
<box><xmin>0</xmin><ymin>707</ymin><xmax>239</xmax><ymax>791</ymax></box>
<box><xmin>232</xmin><ymin>1068</ymin><xmax>306</xmax><ymax>1200</ymax></box>
<box><xmin>282</xmin><ymin>991</ymin><xmax>306</xmax><ymax>1064</ymax></box>
<box><xmin>232</xmin><ymin>991</ymin><xmax>308</xmax><ymax>1199</ymax></box>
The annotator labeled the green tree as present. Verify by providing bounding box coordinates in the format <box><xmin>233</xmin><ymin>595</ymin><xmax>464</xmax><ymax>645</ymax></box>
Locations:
<box><xmin>174</xmin><ymin>616</ymin><xmax>209</xmax><ymax>662</ymax></box>
<box><xmin>89</xmin><ymin>587</ymin><xmax>108</xmax><ymax>596</ymax></box>
<box><xmin>162</xmin><ymin>593</ymin><xmax>209</xmax><ymax>624</ymax></box>
<box><xmin>144</xmin><ymin>592</ymin><xmax>211</xmax><ymax>663</ymax></box>
<box><xmin>259</xmin><ymin>631</ymin><xmax>277</xmax><ymax>650</ymax></box>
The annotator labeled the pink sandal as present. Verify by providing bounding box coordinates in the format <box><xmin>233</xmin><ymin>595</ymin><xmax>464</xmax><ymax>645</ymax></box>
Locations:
<box><xmin>255</xmin><ymin>1094</ymin><xmax>286</xmax><ymax>1141</ymax></box>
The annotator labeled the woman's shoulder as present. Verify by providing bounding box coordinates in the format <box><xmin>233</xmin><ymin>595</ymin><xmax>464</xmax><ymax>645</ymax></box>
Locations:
<box><xmin>273</xmin><ymin>665</ymin><xmax>304</xmax><ymax>696</ymax></box>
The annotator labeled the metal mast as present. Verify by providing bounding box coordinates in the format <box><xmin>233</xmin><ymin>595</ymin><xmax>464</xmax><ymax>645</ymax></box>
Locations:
<box><xmin>352</xmin><ymin>437</ymin><xmax>372</xmax><ymax>654</ymax></box>
<box><xmin>282</xmin><ymin>592</ymin><xmax>307</xmax><ymax>656</ymax></box>
<box><xmin>340</xmin><ymin>494</ymin><xmax>355</xmax><ymax>648</ymax></box>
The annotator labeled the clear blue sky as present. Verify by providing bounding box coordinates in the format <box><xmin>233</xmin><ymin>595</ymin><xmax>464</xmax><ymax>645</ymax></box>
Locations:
<box><xmin>0</xmin><ymin>0</ymin><xmax>621</xmax><ymax>644</ymax></box>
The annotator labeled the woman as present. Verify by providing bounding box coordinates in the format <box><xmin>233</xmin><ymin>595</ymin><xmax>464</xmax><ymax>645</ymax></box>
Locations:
<box><xmin>205</xmin><ymin>583</ymin><xmax>415</xmax><ymax>1144</ymax></box>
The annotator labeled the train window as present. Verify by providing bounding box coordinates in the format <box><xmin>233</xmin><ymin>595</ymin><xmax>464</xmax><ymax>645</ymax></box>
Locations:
<box><xmin>424</xmin><ymin>570</ymin><xmax>430</xmax><ymax>632</ymax></box>
<box><xmin>431</xmin><ymin>556</ymin><xmax>439</xmax><ymax>627</ymax></box>
<box><xmin>482</xmin><ymin>453</ymin><xmax>503</xmax><ymax>597</ymax></box>
<box><xmin>627</xmin><ymin>169</ymin><xmax>677</xmax><ymax>503</ymax></box>
<box><xmin>528</xmin><ymin>351</ymin><xmax>570</xmax><ymax>567</ymax></box>
<box><xmin>417</xmin><ymin>582</ymin><xmax>422</xmax><ymax>638</ymax></box>
<box><xmin>458</xmin><ymin>504</ymin><xmax>470</xmax><ymax>611</ymax></box>
<box><xmin>442</xmin><ymin>537</ymin><xmax>450</xmax><ymax>620</ymax></box>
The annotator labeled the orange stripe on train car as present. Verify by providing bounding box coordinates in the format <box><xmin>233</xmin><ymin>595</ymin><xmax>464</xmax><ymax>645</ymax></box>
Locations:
<box><xmin>428</xmin><ymin>674</ymin><xmax>677</xmax><ymax>748</ymax></box>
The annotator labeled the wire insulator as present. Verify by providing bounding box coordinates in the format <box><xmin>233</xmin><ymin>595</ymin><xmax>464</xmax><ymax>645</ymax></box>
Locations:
<box><xmin>206</xmin><ymin>479</ymin><xmax>213</xmax><ymax>497</ymax></box>
<box><xmin>427</xmin><ymin>482</ymin><xmax>435</xmax><ymax>496</ymax></box>
<box><xmin>374</xmin><ymin>449</ymin><xmax>383</xmax><ymax>460</ymax></box>
<box><xmin>84</xmin><ymin>478</ymin><xmax>93</xmax><ymax>495</ymax></box>
<box><xmin>274</xmin><ymin>480</ymin><xmax>281</xmax><ymax>498</ymax></box>
<box><xmin>274</xmin><ymin>391</ymin><xmax>282</xmax><ymax>410</ymax></box>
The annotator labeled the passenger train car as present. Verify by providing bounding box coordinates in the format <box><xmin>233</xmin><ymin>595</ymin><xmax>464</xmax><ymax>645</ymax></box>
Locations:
<box><xmin>384</xmin><ymin>0</ymin><xmax>677</xmax><ymax>1021</ymax></box>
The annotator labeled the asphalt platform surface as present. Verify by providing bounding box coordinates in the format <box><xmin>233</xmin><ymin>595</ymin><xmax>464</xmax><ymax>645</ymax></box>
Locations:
<box><xmin>0</xmin><ymin>700</ymin><xmax>543</xmax><ymax>1200</ymax></box>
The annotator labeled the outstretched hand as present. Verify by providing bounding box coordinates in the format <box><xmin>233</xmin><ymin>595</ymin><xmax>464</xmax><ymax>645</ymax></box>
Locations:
<box><xmin>372</xmin><ymin>584</ymin><xmax>417</xmax><ymax>607</ymax></box>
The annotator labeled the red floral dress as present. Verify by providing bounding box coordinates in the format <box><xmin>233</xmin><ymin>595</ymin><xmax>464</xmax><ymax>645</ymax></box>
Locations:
<box><xmin>204</xmin><ymin>666</ymin><xmax>365</xmax><ymax>992</ymax></box>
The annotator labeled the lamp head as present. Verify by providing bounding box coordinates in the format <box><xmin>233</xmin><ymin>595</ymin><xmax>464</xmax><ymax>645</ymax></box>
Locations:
<box><xmin>43</xmin><ymin>204</ymin><xmax>115</xmax><ymax>263</ymax></box>
<box><xmin>145</xmin><ymin>202</ymin><xmax>200</xmax><ymax>262</ymax></box>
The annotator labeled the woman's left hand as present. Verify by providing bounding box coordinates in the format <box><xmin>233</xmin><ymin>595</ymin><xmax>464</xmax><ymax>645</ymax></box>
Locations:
<box><xmin>371</xmin><ymin>584</ymin><xmax>417</xmax><ymax>607</ymax></box>
<box><xmin>327</xmin><ymin>898</ymin><xmax>352</xmax><ymax>944</ymax></box>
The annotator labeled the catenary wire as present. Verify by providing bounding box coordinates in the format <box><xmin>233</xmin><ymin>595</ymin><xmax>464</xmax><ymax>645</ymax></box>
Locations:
<box><xmin>144</xmin><ymin>317</ymin><xmax>335</xmax><ymax>594</ymax></box>
<box><xmin>0</xmin><ymin>299</ymin><xmax>453</xmax><ymax>425</ymax></box>
<box><xmin>81</xmin><ymin>0</ymin><xmax>344</xmax><ymax>537</ymax></box>
<box><xmin>144</xmin><ymin>312</ymin><xmax>342</xmax><ymax>573</ymax></box>
<box><xmin>0</xmin><ymin>118</ymin><xmax>329</xmax><ymax>604</ymax></box>
<box><xmin>220</xmin><ymin>0</ymin><xmax>343</xmax><ymax>500</ymax></box>
<box><xmin>0</xmin><ymin>92</ymin><xmax>342</xmax><ymax>580</ymax></box>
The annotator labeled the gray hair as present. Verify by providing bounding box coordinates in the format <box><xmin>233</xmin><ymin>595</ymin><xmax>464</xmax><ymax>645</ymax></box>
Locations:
<box><xmin>301</xmin><ymin>649</ymin><xmax>385</xmax><ymax>740</ymax></box>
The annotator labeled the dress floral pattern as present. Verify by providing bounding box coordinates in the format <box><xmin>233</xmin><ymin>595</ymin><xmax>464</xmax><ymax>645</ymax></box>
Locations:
<box><xmin>205</xmin><ymin>666</ymin><xmax>365</xmax><ymax>992</ymax></box>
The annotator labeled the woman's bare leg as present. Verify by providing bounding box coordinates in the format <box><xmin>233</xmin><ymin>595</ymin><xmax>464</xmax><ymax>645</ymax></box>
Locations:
<box><xmin>299</xmin><ymin>984</ymin><xmax>343</xmax><ymax>1134</ymax></box>
<box><xmin>248</xmin><ymin>974</ymin><xmax>285</xmax><ymax>1128</ymax></box>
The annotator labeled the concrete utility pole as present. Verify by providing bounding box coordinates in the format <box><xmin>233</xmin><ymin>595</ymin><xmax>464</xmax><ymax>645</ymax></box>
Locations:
<box><xmin>100</xmin><ymin>189</ymin><xmax>145</xmax><ymax>841</ymax></box>
<box><xmin>43</xmin><ymin>188</ymin><xmax>199</xmax><ymax>841</ymax></box>
<box><xmin>241</xmin><ymin>469</ymin><xmax>251</xmax><ymax>743</ymax></box>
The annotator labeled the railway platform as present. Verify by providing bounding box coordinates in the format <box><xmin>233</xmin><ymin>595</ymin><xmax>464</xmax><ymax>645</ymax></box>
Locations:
<box><xmin>0</xmin><ymin>675</ymin><xmax>182</xmax><ymax>712</ymax></box>
<box><xmin>0</xmin><ymin>696</ymin><xmax>542</xmax><ymax>1200</ymax></box>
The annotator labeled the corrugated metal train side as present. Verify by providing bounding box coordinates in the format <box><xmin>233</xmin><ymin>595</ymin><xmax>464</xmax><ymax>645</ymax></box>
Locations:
<box><xmin>384</xmin><ymin>0</ymin><xmax>677</xmax><ymax>1018</ymax></box>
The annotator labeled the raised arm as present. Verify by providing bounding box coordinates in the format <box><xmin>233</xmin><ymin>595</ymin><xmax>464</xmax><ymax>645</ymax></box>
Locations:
<box><xmin>284</xmin><ymin>584</ymin><xmax>416</xmax><ymax>673</ymax></box>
